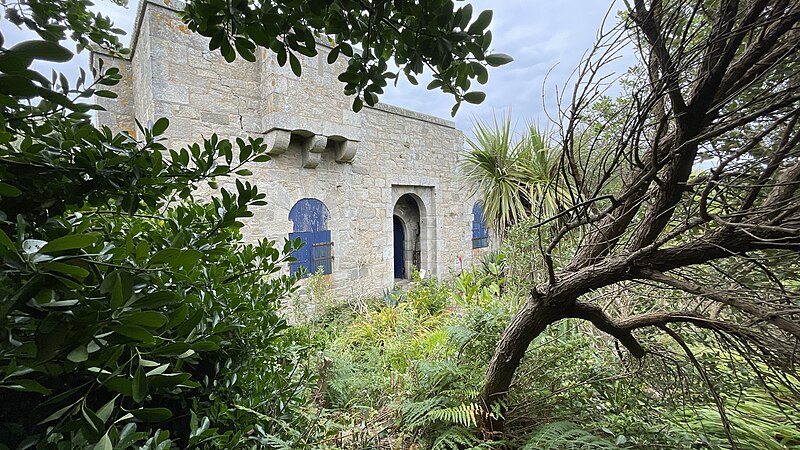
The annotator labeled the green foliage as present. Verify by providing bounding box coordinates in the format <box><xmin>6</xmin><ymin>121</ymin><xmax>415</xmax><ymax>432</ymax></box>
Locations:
<box><xmin>453</xmin><ymin>254</ymin><xmax>505</xmax><ymax>309</ymax></box>
<box><xmin>677</xmin><ymin>384</ymin><xmax>800</xmax><ymax>449</ymax></box>
<box><xmin>1</xmin><ymin>0</ymin><xmax>128</xmax><ymax>53</ymax></box>
<box><xmin>0</xmin><ymin>4</ymin><xmax>309</xmax><ymax>448</ymax></box>
<box><xmin>429</xmin><ymin>426</ymin><xmax>484</xmax><ymax>450</ymax></box>
<box><xmin>520</xmin><ymin>422</ymin><xmax>621</xmax><ymax>450</ymax></box>
<box><xmin>286</xmin><ymin>262</ymin><xmax>800</xmax><ymax>449</ymax></box>
<box><xmin>405</xmin><ymin>270</ymin><xmax>452</xmax><ymax>316</ymax></box>
<box><xmin>181</xmin><ymin>0</ymin><xmax>512</xmax><ymax>115</ymax></box>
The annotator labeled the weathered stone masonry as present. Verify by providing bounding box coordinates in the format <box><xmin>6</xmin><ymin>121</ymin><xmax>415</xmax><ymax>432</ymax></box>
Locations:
<box><xmin>92</xmin><ymin>0</ymin><xmax>494</xmax><ymax>297</ymax></box>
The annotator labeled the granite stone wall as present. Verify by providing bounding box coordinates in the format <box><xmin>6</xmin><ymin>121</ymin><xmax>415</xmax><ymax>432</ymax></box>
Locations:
<box><xmin>92</xmin><ymin>0</ymin><xmax>495</xmax><ymax>297</ymax></box>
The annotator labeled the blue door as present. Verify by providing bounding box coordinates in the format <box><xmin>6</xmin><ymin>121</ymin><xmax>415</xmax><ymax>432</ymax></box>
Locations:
<box><xmin>393</xmin><ymin>216</ymin><xmax>405</xmax><ymax>278</ymax></box>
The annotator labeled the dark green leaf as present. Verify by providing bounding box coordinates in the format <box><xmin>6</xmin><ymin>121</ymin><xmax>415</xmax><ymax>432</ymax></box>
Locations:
<box><xmin>327</xmin><ymin>46</ymin><xmax>340</xmax><ymax>64</ymax></box>
<box><xmin>129</xmin><ymin>407</ymin><xmax>172</xmax><ymax>422</ymax></box>
<box><xmin>112</xmin><ymin>324</ymin><xmax>155</xmax><ymax>343</ymax></box>
<box><xmin>42</xmin><ymin>262</ymin><xmax>89</xmax><ymax>279</ymax></box>
<box><xmin>94</xmin><ymin>90</ymin><xmax>117</xmax><ymax>98</ymax></box>
<box><xmin>93</xmin><ymin>433</ymin><xmax>112</xmax><ymax>450</ymax></box>
<box><xmin>0</xmin><ymin>75</ymin><xmax>39</xmax><ymax>97</ymax></box>
<box><xmin>10</xmin><ymin>40</ymin><xmax>73</xmax><ymax>62</ymax></box>
<box><xmin>67</xmin><ymin>345</ymin><xmax>89</xmax><ymax>363</ymax></box>
<box><xmin>122</xmin><ymin>311</ymin><xmax>169</xmax><ymax>328</ymax></box>
<box><xmin>0</xmin><ymin>182</ymin><xmax>22</xmax><ymax>197</ymax></box>
<box><xmin>148</xmin><ymin>373</ymin><xmax>192</xmax><ymax>388</ymax></box>
<box><xmin>0</xmin><ymin>228</ymin><xmax>14</xmax><ymax>253</ymax></box>
<box><xmin>152</xmin><ymin>117</ymin><xmax>169</xmax><ymax>136</ymax></box>
<box><xmin>352</xmin><ymin>96</ymin><xmax>363</xmax><ymax>112</ymax></box>
<box><xmin>39</xmin><ymin>234</ymin><xmax>98</xmax><ymax>253</ymax></box>
<box><xmin>463</xmin><ymin>91</ymin><xmax>486</xmax><ymax>104</ymax></box>
<box><xmin>468</xmin><ymin>10</ymin><xmax>493</xmax><ymax>34</ymax></box>
<box><xmin>289</xmin><ymin>52</ymin><xmax>302</xmax><ymax>77</ymax></box>
<box><xmin>132</xmin><ymin>366</ymin><xmax>147</xmax><ymax>403</ymax></box>
<box><xmin>133</xmin><ymin>291</ymin><xmax>178</xmax><ymax>308</ymax></box>
<box><xmin>4</xmin><ymin>379</ymin><xmax>52</xmax><ymax>395</ymax></box>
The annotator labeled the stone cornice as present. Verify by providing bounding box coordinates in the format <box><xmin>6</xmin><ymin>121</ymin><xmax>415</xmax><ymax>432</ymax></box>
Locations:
<box><xmin>367</xmin><ymin>103</ymin><xmax>455</xmax><ymax>129</ymax></box>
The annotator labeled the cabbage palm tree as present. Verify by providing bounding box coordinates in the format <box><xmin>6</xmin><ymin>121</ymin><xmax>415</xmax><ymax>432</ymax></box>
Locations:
<box><xmin>461</xmin><ymin>114</ymin><xmax>568</xmax><ymax>234</ymax></box>
<box><xmin>517</xmin><ymin>124</ymin><xmax>571</xmax><ymax>221</ymax></box>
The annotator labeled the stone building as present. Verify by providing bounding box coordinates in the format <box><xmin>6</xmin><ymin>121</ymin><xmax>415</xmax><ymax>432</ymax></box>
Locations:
<box><xmin>92</xmin><ymin>0</ymin><xmax>494</xmax><ymax>297</ymax></box>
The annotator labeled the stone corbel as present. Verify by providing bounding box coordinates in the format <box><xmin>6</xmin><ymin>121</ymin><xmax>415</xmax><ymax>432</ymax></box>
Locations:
<box><xmin>265</xmin><ymin>128</ymin><xmax>291</xmax><ymax>155</ymax></box>
<box><xmin>334</xmin><ymin>140</ymin><xmax>358</xmax><ymax>163</ymax></box>
<box><xmin>302</xmin><ymin>135</ymin><xmax>328</xmax><ymax>169</ymax></box>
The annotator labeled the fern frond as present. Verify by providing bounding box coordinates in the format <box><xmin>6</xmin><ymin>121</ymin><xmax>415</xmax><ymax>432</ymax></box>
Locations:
<box><xmin>432</xmin><ymin>426</ymin><xmax>482</xmax><ymax>450</ymax></box>
<box><xmin>399</xmin><ymin>396</ymin><xmax>448</xmax><ymax>429</ymax></box>
<box><xmin>441</xmin><ymin>387</ymin><xmax>481</xmax><ymax>400</ymax></box>
<box><xmin>521</xmin><ymin>422</ymin><xmax>620</xmax><ymax>450</ymax></box>
<box><xmin>427</xmin><ymin>402</ymin><xmax>482</xmax><ymax>427</ymax></box>
<box><xmin>259</xmin><ymin>433</ymin><xmax>293</xmax><ymax>450</ymax></box>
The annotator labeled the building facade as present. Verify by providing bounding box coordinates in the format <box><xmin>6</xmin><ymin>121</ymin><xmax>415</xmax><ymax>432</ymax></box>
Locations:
<box><xmin>92</xmin><ymin>0</ymin><xmax>494</xmax><ymax>297</ymax></box>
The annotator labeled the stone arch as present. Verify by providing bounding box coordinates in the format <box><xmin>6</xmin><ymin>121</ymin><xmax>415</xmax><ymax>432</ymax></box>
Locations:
<box><xmin>390</xmin><ymin>186</ymin><xmax>436</xmax><ymax>280</ymax></box>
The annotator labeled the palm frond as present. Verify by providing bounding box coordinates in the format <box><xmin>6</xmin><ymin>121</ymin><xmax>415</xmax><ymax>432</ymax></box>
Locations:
<box><xmin>462</xmin><ymin>115</ymin><xmax>571</xmax><ymax>233</ymax></box>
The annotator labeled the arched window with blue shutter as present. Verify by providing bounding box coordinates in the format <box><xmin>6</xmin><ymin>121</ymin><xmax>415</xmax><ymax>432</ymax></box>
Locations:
<box><xmin>288</xmin><ymin>198</ymin><xmax>333</xmax><ymax>276</ymax></box>
<box><xmin>472</xmin><ymin>202</ymin><xmax>489</xmax><ymax>249</ymax></box>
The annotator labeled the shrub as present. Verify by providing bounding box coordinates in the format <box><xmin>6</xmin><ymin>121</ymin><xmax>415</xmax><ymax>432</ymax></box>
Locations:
<box><xmin>0</xmin><ymin>30</ymin><xmax>305</xmax><ymax>448</ymax></box>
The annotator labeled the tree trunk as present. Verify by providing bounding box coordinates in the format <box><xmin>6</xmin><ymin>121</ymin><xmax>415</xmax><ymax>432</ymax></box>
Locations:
<box><xmin>480</xmin><ymin>297</ymin><xmax>560</xmax><ymax>433</ymax></box>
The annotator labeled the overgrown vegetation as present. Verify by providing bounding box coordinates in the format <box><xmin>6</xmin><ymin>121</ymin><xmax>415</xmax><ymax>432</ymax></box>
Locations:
<box><xmin>285</xmin><ymin>250</ymin><xmax>800</xmax><ymax>449</ymax></box>
<box><xmin>3</xmin><ymin>0</ymin><xmax>800</xmax><ymax>447</ymax></box>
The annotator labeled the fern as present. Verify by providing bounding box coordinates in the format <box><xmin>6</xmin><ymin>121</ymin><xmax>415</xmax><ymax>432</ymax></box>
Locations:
<box><xmin>489</xmin><ymin>397</ymin><xmax>507</xmax><ymax>422</ymax></box>
<box><xmin>432</xmin><ymin>426</ymin><xmax>482</xmax><ymax>450</ymax></box>
<box><xmin>399</xmin><ymin>396</ymin><xmax>448</xmax><ymax>429</ymax></box>
<box><xmin>427</xmin><ymin>402</ymin><xmax>482</xmax><ymax>427</ymax></box>
<box><xmin>521</xmin><ymin>422</ymin><xmax>621</xmax><ymax>450</ymax></box>
<box><xmin>441</xmin><ymin>387</ymin><xmax>481</xmax><ymax>399</ymax></box>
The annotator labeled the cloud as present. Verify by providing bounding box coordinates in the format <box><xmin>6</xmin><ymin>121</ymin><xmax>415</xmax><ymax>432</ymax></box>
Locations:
<box><xmin>381</xmin><ymin>0</ymin><xmax>634</xmax><ymax>135</ymax></box>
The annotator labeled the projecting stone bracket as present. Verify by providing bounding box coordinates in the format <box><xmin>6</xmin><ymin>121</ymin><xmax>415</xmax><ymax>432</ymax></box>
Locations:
<box><xmin>302</xmin><ymin>135</ymin><xmax>328</xmax><ymax>169</ymax></box>
<box><xmin>332</xmin><ymin>139</ymin><xmax>358</xmax><ymax>163</ymax></box>
<box><xmin>263</xmin><ymin>127</ymin><xmax>359</xmax><ymax>168</ymax></box>
<box><xmin>265</xmin><ymin>128</ymin><xmax>292</xmax><ymax>155</ymax></box>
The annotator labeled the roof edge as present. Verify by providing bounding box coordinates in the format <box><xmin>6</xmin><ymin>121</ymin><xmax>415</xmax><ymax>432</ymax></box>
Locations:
<box><xmin>367</xmin><ymin>103</ymin><xmax>456</xmax><ymax>129</ymax></box>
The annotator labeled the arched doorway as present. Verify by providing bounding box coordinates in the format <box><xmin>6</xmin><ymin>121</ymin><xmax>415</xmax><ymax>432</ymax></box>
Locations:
<box><xmin>393</xmin><ymin>194</ymin><xmax>421</xmax><ymax>279</ymax></box>
<box><xmin>393</xmin><ymin>216</ymin><xmax>405</xmax><ymax>278</ymax></box>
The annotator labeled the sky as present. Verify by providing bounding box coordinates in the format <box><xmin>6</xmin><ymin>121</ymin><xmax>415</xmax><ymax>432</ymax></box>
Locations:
<box><xmin>3</xmin><ymin>0</ymin><xmax>633</xmax><ymax>134</ymax></box>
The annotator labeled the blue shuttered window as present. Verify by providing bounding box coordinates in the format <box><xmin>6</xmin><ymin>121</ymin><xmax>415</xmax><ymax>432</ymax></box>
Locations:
<box><xmin>288</xmin><ymin>231</ymin><xmax>333</xmax><ymax>276</ymax></box>
<box><xmin>472</xmin><ymin>202</ymin><xmax>489</xmax><ymax>249</ymax></box>
<box><xmin>289</xmin><ymin>199</ymin><xmax>333</xmax><ymax>277</ymax></box>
